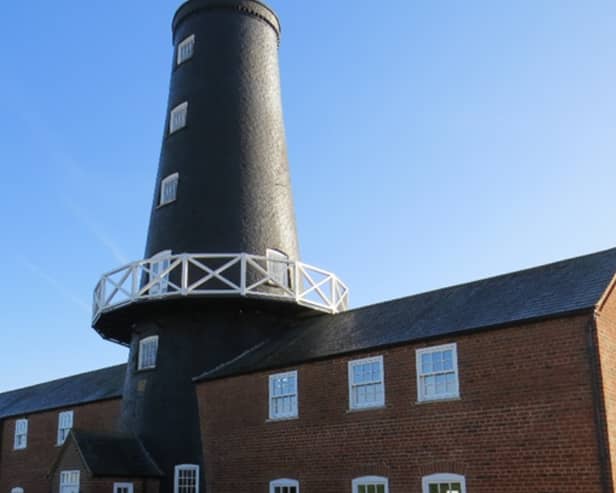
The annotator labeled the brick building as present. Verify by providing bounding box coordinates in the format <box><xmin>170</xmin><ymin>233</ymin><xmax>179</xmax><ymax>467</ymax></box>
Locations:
<box><xmin>1</xmin><ymin>0</ymin><xmax>616</xmax><ymax>492</ymax></box>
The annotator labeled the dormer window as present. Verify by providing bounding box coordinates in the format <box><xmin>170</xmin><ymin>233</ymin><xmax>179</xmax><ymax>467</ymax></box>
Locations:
<box><xmin>138</xmin><ymin>336</ymin><xmax>159</xmax><ymax>370</ymax></box>
<box><xmin>169</xmin><ymin>102</ymin><xmax>188</xmax><ymax>134</ymax></box>
<box><xmin>266</xmin><ymin>249</ymin><xmax>290</xmax><ymax>289</ymax></box>
<box><xmin>177</xmin><ymin>34</ymin><xmax>195</xmax><ymax>65</ymax></box>
<box><xmin>160</xmin><ymin>173</ymin><xmax>179</xmax><ymax>206</ymax></box>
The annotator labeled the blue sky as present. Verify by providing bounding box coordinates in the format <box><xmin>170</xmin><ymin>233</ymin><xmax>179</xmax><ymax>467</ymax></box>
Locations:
<box><xmin>0</xmin><ymin>0</ymin><xmax>614</xmax><ymax>393</ymax></box>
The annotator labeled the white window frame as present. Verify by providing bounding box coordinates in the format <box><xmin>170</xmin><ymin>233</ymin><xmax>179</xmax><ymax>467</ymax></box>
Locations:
<box><xmin>422</xmin><ymin>473</ymin><xmax>466</xmax><ymax>493</ymax></box>
<box><xmin>266</xmin><ymin>249</ymin><xmax>290</xmax><ymax>288</ymax></box>
<box><xmin>114</xmin><ymin>483</ymin><xmax>134</xmax><ymax>493</ymax></box>
<box><xmin>268</xmin><ymin>370</ymin><xmax>298</xmax><ymax>420</ymax></box>
<box><xmin>416</xmin><ymin>343</ymin><xmax>459</xmax><ymax>402</ymax></box>
<box><xmin>149</xmin><ymin>250</ymin><xmax>172</xmax><ymax>295</ymax></box>
<box><xmin>59</xmin><ymin>470</ymin><xmax>80</xmax><ymax>493</ymax></box>
<box><xmin>13</xmin><ymin>418</ymin><xmax>28</xmax><ymax>450</ymax></box>
<box><xmin>348</xmin><ymin>355</ymin><xmax>385</xmax><ymax>410</ymax></box>
<box><xmin>352</xmin><ymin>476</ymin><xmax>389</xmax><ymax>493</ymax></box>
<box><xmin>160</xmin><ymin>172</ymin><xmax>179</xmax><ymax>206</ymax></box>
<box><xmin>177</xmin><ymin>34</ymin><xmax>195</xmax><ymax>65</ymax></box>
<box><xmin>270</xmin><ymin>479</ymin><xmax>299</xmax><ymax>493</ymax></box>
<box><xmin>138</xmin><ymin>335</ymin><xmax>159</xmax><ymax>370</ymax></box>
<box><xmin>174</xmin><ymin>464</ymin><xmax>200</xmax><ymax>493</ymax></box>
<box><xmin>57</xmin><ymin>411</ymin><xmax>74</xmax><ymax>446</ymax></box>
<box><xmin>169</xmin><ymin>101</ymin><xmax>188</xmax><ymax>134</ymax></box>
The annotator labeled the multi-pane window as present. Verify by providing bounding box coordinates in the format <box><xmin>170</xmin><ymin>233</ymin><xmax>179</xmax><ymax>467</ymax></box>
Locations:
<box><xmin>266</xmin><ymin>249</ymin><xmax>290</xmax><ymax>288</ymax></box>
<box><xmin>270</xmin><ymin>479</ymin><xmax>299</xmax><ymax>493</ymax></box>
<box><xmin>177</xmin><ymin>34</ymin><xmax>195</xmax><ymax>65</ymax></box>
<box><xmin>422</xmin><ymin>473</ymin><xmax>466</xmax><ymax>493</ymax></box>
<box><xmin>14</xmin><ymin>418</ymin><xmax>28</xmax><ymax>449</ymax></box>
<box><xmin>269</xmin><ymin>370</ymin><xmax>298</xmax><ymax>419</ymax></box>
<box><xmin>57</xmin><ymin>411</ymin><xmax>73</xmax><ymax>445</ymax></box>
<box><xmin>59</xmin><ymin>470</ymin><xmax>80</xmax><ymax>493</ymax></box>
<box><xmin>149</xmin><ymin>250</ymin><xmax>171</xmax><ymax>295</ymax></box>
<box><xmin>348</xmin><ymin>356</ymin><xmax>385</xmax><ymax>410</ymax></box>
<box><xmin>416</xmin><ymin>343</ymin><xmax>459</xmax><ymax>402</ymax></box>
<box><xmin>174</xmin><ymin>464</ymin><xmax>199</xmax><ymax>493</ymax></box>
<box><xmin>160</xmin><ymin>173</ymin><xmax>179</xmax><ymax>206</ymax></box>
<box><xmin>114</xmin><ymin>483</ymin><xmax>134</xmax><ymax>493</ymax></box>
<box><xmin>169</xmin><ymin>102</ymin><xmax>188</xmax><ymax>134</ymax></box>
<box><xmin>138</xmin><ymin>336</ymin><xmax>159</xmax><ymax>370</ymax></box>
<box><xmin>352</xmin><ymin>476</ymin><xmax>389</xmax><ymax>493</ymax></box>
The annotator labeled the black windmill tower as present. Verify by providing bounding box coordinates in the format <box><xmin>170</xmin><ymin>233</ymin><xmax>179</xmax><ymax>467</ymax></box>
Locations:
<box><xmin>91</xmin><ymin>0</ymin><xmax>348</xmax><ymax>490</ymax></box>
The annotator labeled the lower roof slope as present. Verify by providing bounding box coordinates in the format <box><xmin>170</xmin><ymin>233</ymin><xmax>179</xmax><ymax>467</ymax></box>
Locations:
<box><xmin>200</xmin><ymin>247</ymin><xmax>616</xmax><ymax>380</ymax></box>
<box><xmin>0</xmin><ymin>364</ymin><xmax>126</xmax><ymax>419</ymax></box>
<box><xmin>69</xmin><ymin>430</ymin><xmax>162</xmax><ymax>478</ymax></box>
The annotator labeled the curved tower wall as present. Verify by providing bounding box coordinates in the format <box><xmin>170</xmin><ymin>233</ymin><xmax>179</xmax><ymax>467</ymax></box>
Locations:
<box><xmin>145</xmin><ymin>0</ymin><xmax>299</xmax><ymax>261</ymax></box>
<box><xmin>115</xmin><ymin>2</ymin><xmax>303</xmax><ymax>492</ymax></box>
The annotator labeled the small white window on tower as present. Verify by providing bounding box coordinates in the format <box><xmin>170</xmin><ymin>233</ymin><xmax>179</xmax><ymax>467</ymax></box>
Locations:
<box><xmin>266</xmin><ymin>249</ymin><xmax>290</xmax><ymax>288</ymax></box>
<box><xmin>14</xmin><ymin>418</ymin><xmax>28</xmax><ymax>450</ymax></box>
<box><xmin>270</xmin><ymin>479</ymin><xmax>299</xmax><ymax>493</ymax></box>
<box><xmin>138</xmin><ymin>336</ymin><xmax>159</xmax><ymax>370</ymax></box>
<box><xmin>177</xmin><ymin>34</ymin><xmax>195</xmax><ymax>65</ymax></box>
<box><xmin>169</xmin><ymin>102</ymin><xmax>188</xmax><ymax>134</ymax></box>
<box><xmin>348</xmin><ymin>356</ymin><xmax>385</xmax><ymax>410</ymax></box>
<box><xmin>416</xmin><ymin>343</ymin><xmax>459</xmax><ymax>402</ymax></box>
<box><xmin>269</xmin><ymin>370</ymin><xmax>298</xmax><ymax>420</ymax></box>
<box><xmin>11</xmin><ymin>488</ymin><xmax>24</xmax><ymax>493</ymax></box>
<box><xmin>57</xmin><ymin>410</ymin><xmax>73</xmax><ymax>446</ymax></box>
<box><xmin>149</xmin><ymin>250</ymin><xmax>172</xmax><ymax>295</ymax></box>
<box><xmin>160</xmin><ymin>172</ymin><xmax>179</xmax><ymax>206</ymax></box>
<box><xmin>174</xmin><ymin>464</ymin><xmax>199</xmax><ymax>493</ymax></box>
<box><xmin>59</xmin><ymin>471</ymin><xmax>80</xmax><ymax>493</ymax></box>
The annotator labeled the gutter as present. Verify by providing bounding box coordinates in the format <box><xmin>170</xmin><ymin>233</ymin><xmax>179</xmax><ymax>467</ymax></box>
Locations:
<box><xmin>587</xmin><ymin>317</ymin><xmax>613</xmax><ymax>493</ymax></box>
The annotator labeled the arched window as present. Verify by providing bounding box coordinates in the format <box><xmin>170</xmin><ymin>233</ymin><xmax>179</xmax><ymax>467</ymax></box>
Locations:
<box><xmin>422</xmin><ymin>473</ymin><xmax>466</xmax><ymax>493</ymax></box>
<box><xmin>174</xmin><ymin>464</ymin><xmax>199</xmax><ymax>493</ymax></box>
<box><xmin>352</xmin><ymin>476</ymin><xmax>389</xmax><ymax>493</ymax></box>
<box><xmin>270</xmin><ymin>478</ymin><xmax>299</xmax><ymax>493</ymax></box>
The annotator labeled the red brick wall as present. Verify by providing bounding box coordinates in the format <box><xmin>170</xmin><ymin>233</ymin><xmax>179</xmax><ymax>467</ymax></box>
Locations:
<box><xmin>0</xmin><ymin>398</ymin><xmax>121</xmax><ymax>493</ymax></box>
<box><xmin>197</xmin><ymin>314</ymin><xmax>604</xmax><ymax>493</ymax></box>
<box><xmin>595</xmin><ymin>277</ymin><xmax>616</xmax><ymax>491</ymax></box>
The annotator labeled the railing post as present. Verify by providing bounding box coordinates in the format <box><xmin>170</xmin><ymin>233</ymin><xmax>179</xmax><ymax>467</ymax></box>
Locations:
<box><xmin>131</xmin><ymin>264</ymin><xmax>138</xmax><ymax>300</ymax></box>
<box><xmin>240</xmin><ymin>253</ymin><xmax>247</xmax><ymax>296</ymax></box>
<box><xmin>181</xmin><ymin>254</ymin><xmax>189</xmax><ymax>295</ymax></box>
<box><xmin>294</xmin><ymin>262</ymin><xmax>301</xmax><ymax>303</ymax></box>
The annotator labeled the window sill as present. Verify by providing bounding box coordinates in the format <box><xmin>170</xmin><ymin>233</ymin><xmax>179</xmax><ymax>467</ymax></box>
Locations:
<box><xmin>136</xmin><ymin>366</ymin><xmax>157</xmax><ymax>373</ymax></box>
<box><xmin>266</xmin><ymin>415</ymin><xmax>299</xmax><ymax>423</ymax></box>
<box><xmin>416</xmin><ymin>396</ymin><xmax>461</xmax><ymax>405</ymax></box>
<box><xmin>346</xmin><ymin>405</ymin><xmax>387</xmax><ymax>414</ymax></box>
<box><xmin>156</xmin><ymin>200</ymin><xmax>176</xmax><ymax>210</ymax></box>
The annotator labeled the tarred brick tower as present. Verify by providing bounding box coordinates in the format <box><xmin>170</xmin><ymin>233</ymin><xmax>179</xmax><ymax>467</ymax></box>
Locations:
<box><xmin>91</xmin><ymin>0</ymin><xmax>348</xmax><ymax>491</ymax></box>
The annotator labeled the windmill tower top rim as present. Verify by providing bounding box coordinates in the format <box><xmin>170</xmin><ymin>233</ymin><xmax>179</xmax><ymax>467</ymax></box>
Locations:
<box><xmin>172</xmin><ymin>0</ymin><xmax>281</xmax><ymax>40</ymax></box>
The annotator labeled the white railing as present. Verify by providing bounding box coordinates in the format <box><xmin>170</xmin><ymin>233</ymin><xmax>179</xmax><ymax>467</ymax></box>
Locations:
<box><xmin>92</xmin><ymin>252</ymin><xmax>349</xmax><ymax>322</ymax></box>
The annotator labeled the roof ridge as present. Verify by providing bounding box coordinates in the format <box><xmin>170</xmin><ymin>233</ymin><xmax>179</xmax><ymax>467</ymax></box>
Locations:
<box><xmin>344</xmin><ymin>246</ymin><xmax>616</xmax><ymax>315</ymax></box>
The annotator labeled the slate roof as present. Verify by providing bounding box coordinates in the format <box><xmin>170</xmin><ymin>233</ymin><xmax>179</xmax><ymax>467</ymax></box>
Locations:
<box><xmin>199</xmin><ymin>247</ymin><xmax>616</xmax><ymax>381</ymax></box>
<box><xmin>67</xmin><ymin>430</ymin><xmax>162</xmax><ymax>478</ymax></box>
<box><xmin>0</xmin><ymin>364</ymin><xmax>126</xmax><ymax>419</ymax></box>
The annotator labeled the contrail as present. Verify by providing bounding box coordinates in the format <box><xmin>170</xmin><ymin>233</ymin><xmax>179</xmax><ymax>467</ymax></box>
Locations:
<box><xmin>20</xmin><ymin>257</ymin><xmax>90</xmax><ymax>314</ymax></box>
<box><xmin>64</xmin><ymin>199</ymin><xmax>130</xmax><ymax>265</ymax></box>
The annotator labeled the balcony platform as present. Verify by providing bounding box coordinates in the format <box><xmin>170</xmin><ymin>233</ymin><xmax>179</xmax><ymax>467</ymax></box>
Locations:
<box><xmin>92</xmin><ymin>252</ymin><xmax>349</xmax><ymax>327</ymax></box>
